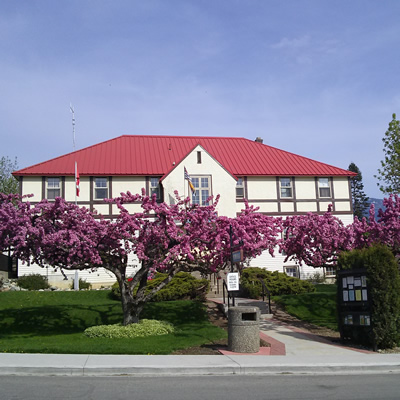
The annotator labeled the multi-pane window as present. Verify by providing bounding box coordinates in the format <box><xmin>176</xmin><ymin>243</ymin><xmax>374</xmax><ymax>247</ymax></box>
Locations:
<box><xmin>318</xmin><ymin>178</ymin><xmax>331</xmax><ymax>198</ymax></box>
<box><xmin>150</xmin><ymin>177</ymin><xmax>161</xmax><ymax>200</ymax></box>
<box><xmin>325</xmin><ymin>266</ymin><xmax>336</xmax><ymax>277</ymax></box>
<box><xmin>236</xmin><ymin>177</ymin><xmax>244</xmax><ymax>198</ymax></box>
<box><xmin>281</xmin><ymin>227</ymin><xmax>295</xmax><ymax>256</ymax></box>
<box><xmin>191</xmin><ymin>176</ymin><xmax>211</xmax><ymax>206</ymax></box>
<box><xmin>280</xmin><ymin>177</ymin><xmax>293</xmax><ymax>198</ymax></box>
<box><xmin>284</xmin><ymin>266</ymin><xmax>299</xmax><ymax>278</ymax></box>
<box><xmin>94</xmin><ymin>177</ymin><xmax>108</xmax><ymax>199</ymax></box>
<box><xmin>47</xmin><ymin>177</ymin><xmax>61</xmax><ymax>200</ymax></box>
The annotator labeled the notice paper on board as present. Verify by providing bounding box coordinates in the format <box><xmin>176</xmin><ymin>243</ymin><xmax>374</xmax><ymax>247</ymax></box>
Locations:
<box><xmin>227</xmin><ymin>272</ymin><xmax>240</xmax><ymax>291</ymax></box>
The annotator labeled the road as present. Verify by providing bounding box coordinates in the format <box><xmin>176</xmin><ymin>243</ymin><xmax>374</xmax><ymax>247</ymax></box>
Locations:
<box><xmin>1</xmin><ymin>374</ymin><xmax>400</xmax><ymax>400</ymax></box>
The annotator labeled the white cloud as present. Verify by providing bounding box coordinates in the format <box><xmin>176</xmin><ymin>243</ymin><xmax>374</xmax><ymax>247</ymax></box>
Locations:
<box><xmin>271</xmin><ymin>35</ymin><xmax>311</xmax><ymax>50</ymax></box>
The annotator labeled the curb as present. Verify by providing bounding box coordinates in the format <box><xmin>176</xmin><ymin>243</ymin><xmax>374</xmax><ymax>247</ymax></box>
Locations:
<box><xmin>1</xmin><ymin>353</ymin><xmax>400</xmax><ymax>377</ymax></box>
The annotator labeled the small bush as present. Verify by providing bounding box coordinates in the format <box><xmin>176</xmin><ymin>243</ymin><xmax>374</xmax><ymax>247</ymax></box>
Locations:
<box><xmin>307</xmin><ymin>272</ymin><xmax>326</xmax><ymax>284</ymax></box>
<box><xmin>240</xmin><ymin>267</ymin><xmax>315</xmax><ymax>298</ymax></box>
<box><xmin>70</xmin><ymin>278</ymin><xmax>92</xmax><ymax>290</ymax></box>
<box><xmin>84</xmin><ymin>319</ymin><xmax>175</xmax><ymax>339</ymax></box>
<box><xmin>111</xmin><ymin>272</ymin><xmax>210</xmax><ymax>302</ymax></box>
<box><xmin>17</xmin><ymin>274</ymin><xmax>50</xmax><ymax>291</ymax></box>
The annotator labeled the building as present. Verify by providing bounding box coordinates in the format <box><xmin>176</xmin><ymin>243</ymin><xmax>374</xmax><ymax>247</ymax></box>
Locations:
<box><xmin>12</xmin><ymin>135</ymin><xmax>355</xmax><ymax>286</ymax></box>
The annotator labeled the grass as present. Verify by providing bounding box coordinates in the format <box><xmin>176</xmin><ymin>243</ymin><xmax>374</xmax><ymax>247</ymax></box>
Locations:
<box><xmin>0</xmin><ymin>290</ymin><xmax>226</xmax><ymax>354</ymax></box>
<box><xmin>273</xmin><ymin>284</ymin><xmax>338</xmax><ymax>330</ymax></box>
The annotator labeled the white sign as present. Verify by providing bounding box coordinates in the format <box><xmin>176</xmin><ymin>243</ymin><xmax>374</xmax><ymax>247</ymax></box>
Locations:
<box><xmin>227</xmin><ymin>272</ymin><xmax>240</xmax><ymax>291</ymax></box>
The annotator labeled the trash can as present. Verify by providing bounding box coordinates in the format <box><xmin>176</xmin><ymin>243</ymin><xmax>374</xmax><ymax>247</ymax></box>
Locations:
<box><xmin>228</xmin><ymin>306</ymin><xmax>260</xmax><ymax>353</ymax></box>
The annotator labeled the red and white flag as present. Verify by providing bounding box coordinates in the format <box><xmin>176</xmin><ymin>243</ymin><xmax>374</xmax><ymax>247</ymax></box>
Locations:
<box><xmin>75</xmin><ymin>161</ymin><xmax>80</xmax><ymax>197</ymax></box>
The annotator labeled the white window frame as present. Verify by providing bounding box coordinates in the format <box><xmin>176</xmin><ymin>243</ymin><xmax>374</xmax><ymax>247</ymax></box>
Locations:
<box><xmin>94</xmin><ymin>177</ymin><xmax>108</xmax><ymax>200</ymax></box>
<box><xmin>150</xmin><ymin>177</ymin><xmax>161</xmax><ymax>201</ymax></box>
<box><xmin>47</xmin><ymin>177</ymin><xmax>61</xmax><ymax>200</ymax></box>
<box><xmin>284</xmin><ymin>266</ymin><xmax>299</xmax><ymax>278</ymax></box>
<box><xmin>325</xmin><ymin>266</ymin><xmax>336</xmax><ymax>277</ymax></box>
<box><xmin>236</xmin><ymin>177</ymin><xmax>244</xmax><ymax>198</ymax></box>
<box><xmin>318</xmin><ymin>178</ymin><xmax>331</xmax><ymax>198</ymax></box>
<box><xmin>191</xmin><ymin>175</ymin><xmax>211</xmax><ymax>206</ymax></box>
<box><xmin>282</xmin><ymin>227</ymin><xmax>295</xmax><ymax>256</ymax></box>
<box><xmin>280</xmin><ymin>177</ymin><xmax>293</xmax><ymax>198</ymax></box>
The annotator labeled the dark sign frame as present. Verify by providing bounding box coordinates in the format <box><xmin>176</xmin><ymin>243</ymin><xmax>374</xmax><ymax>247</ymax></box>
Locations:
<box><xmin>337</xmin><ymin>268</ymin><xmax>375</xmax><ymax>349</ymax></box>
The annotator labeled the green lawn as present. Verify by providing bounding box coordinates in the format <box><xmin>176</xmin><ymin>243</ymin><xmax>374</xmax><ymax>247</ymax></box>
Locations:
<box><xmin>0</xmin><ymin>290</ymin><xmax>226</xmax><ymax>354</ymax></box>
<box><xmin>273</xmin><ymin>284</ymin><xmax>338</xmax><ymax>330</ymax></box>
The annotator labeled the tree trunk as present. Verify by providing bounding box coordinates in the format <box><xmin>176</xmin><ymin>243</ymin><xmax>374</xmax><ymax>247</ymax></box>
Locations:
<box><xmin>116</xmin><ymin>265</ymin><xmax>148</xmax><ymax>325</ymax></box>
<box><xmin>114</xmin><ymin>261</ymin><xmax>179</xmax><ymax>325</ymax></box>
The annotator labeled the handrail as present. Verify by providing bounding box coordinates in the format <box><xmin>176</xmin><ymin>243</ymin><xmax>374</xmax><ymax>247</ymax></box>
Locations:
<box><xmin>258</xmin><ymin>277</ymin><xmax>271</xmax><ymax>314</ymax></box>
<box><xmin>222</xmin><ymin>279</ymin><xmax>235</xmax><ymax>307</ymax></box>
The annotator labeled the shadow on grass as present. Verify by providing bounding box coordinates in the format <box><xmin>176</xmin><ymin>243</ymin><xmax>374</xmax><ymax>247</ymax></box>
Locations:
<box><xmin>0</xmin><ymin>299</ymin><xmax>210</xmax><ymax>337</ymax></box>
<box><xmin>276</xmin><ymin>292</ymin><xmax>338</xmax><ymax>330</ymax></box>
<box><xmin>142</xmin><ymin>300</ymin><xmax>209</xmax><ymax>327</ymax></box>
<box><xmin>0</xmin><ymin>303</ymin><xmax>122</xmax><ymax>336</ymax></box>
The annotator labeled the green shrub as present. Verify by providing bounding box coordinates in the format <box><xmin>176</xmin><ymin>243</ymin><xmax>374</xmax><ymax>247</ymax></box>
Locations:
<box><xmin>240</xmin><ymin>267</ymin><xmax>315</xmax><ymax>298</ymax></box>
<box><xmin>70</xmin><ymin>278</ymin><xmax>92</xmax><ymax>290</ymax></box>
<box><xmin>17</xmin><ymin>274</ymin><xmax>50</xmax><ymax>291</ymax></box>
<box><xmin>110</xmin><ymin>271</ymin><xmax>210</xmax><ymax>302</ymax></box>
<box><xmin>84</xmin><ymin>319</ymin><xmax>175</xmax><ymax>339</ymax></box>
<box><xmin>338</xmin><ymin>244</ymin><xmax>400</xmax><ymax>349</ymax></box>
<box><xmin>307</xmin><ymin>272</ymin><xmax>326</xmax><ymax>284</ymax></box>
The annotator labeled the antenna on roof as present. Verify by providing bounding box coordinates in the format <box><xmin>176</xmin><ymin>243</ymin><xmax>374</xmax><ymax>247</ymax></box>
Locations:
<box><xmin>70</xmin><ymin>104</ymin><xmax>76</xmax><ymax>151</ymax></box>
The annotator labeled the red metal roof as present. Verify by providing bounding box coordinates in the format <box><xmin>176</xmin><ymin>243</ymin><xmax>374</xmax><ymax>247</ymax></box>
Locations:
<box><xmin>13</xmin><ymin>135</ymin><xmax>355</xmax><ymax>177</ymax></box>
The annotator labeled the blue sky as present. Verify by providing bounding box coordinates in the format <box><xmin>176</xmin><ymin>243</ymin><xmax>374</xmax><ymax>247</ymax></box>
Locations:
<box><xmin>1</xmin><ymin>0</ymin><xmax>400</xmax><ymax>198</ymax></box>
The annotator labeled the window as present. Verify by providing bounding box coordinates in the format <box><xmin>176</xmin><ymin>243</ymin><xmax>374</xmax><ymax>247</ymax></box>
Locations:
<box><xmin>318</xmin><ymin>178</ymin><xmax>331</xmax><ymax>198</ymax></box>
<box><xmin>236</xmin><ymin>177</ymin><xmax>244</xmax><ymax>198</ymax></box>
<box><xmin>284</xmin><ymin>266</ymin><xmax>299</xmax><ymax>278</ymax></box>
<box><xmin>281</xmin><ymin>227</ymin><xmax>295</xmax><ymax>256</ymax></box>
<box><xmin>94</xmin><ymin>177</ymin><xmax>108</xmax><ymax>199</ymax></box>
<box><xmin>325</xmin><ymin>266</ymin><xmax>336</xmax><ymax>277</ymax></box>
<box><xmin>47</xmin><ymin>177</ymin><xmax>61</xmax><ymax>200</ymax></box>
<box><xmin>280</xmin><ymin>177</ymin><xmax>293</xmax><ymax>198</ymax></box>
<box><xmin>197</xmin><ymin>151</ymin><xmax>202</xmax><ymax>164</ymax></box>
<box><xmin>150</xmin><ymin>177</ymin><xmax>161</xmax><ymax>200</ymax></box>
<box><xmin>191</xmin><ymin>176</ymin><xmax>211</xmax><ymax>206</ymax></box>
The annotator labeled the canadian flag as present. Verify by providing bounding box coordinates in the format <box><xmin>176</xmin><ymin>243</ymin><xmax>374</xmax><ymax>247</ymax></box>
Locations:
<box><xmin>75</xmin><ymin>161</ymin><xmax>80</xmax><ymax>197</ymax></box>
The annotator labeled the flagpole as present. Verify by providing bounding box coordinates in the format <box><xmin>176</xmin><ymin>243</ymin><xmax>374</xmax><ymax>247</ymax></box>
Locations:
<box><xmin>70</xmin><ymin>104</ymin><xmax>77</xmax><ymax>207</ymax></box>
<box><xmin>71</xmin><ymin>104</ymin><xmax>79</xmax><ymax>291</ymax></box>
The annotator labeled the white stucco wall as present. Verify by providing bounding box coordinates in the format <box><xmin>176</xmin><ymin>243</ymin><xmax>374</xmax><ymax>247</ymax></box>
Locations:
<box><xmin>21</xmin><ymin>177</ymin><xmax>41</xmax><ymax>200</ymax></box>
<box><xmin>295</xmin><ymin>177</ymin><xmax>316</xmax><ymax>199</ymax></box>
<box><xmin>113</xmin><ymin>176</ymin><xmax>145</xmax><ymax>198</ymax></box>
<box><xmin>333</xmin><ymin>177</ymin><xmax>350</xmax><ymax>199</ymax></box>
<box><xmin>247</xmin><ymin>177</ymin><xmax>277</xmax><ymax>199</ymax></box>
<box><xmin>161</xmin><ymin>145</ymin><xmax>237</xmax><ymax>217</ymax></box>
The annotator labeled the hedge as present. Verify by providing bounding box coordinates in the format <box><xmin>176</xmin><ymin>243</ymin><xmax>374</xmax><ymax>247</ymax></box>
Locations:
<box><xmin>240</xmin><ymin>267</ymin><xmax>315</xmax><ymax>298</ymax></box>
<box><xmin>111</xmin><ymin>271</ymin><xmax>210</xmax><ymax>302</ymax></box>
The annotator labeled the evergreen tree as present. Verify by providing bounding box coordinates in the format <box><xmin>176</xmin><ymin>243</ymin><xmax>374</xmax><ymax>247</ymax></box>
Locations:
<box><xmin>0</xmin><ymin>156</ymin><xmax>19</xmax><ymax>194</ymax></box>
<box><xmin>375</xmin><ymin>113</ymin><xmax>400</xmax><ymax>194</ymax></box>
<box><xmin>348</xmin><ymin>162</ymin><xmax>369</xmax><ymax>219</ymax></box>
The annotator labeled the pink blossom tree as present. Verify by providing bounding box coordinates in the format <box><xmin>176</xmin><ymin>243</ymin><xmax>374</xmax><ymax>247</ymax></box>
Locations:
<box><xmin>0</xmin><ymin>191</ymin><xmax>282</xmax><ymax>325</ymax></box>
<box><xmin>282</xmin><ymin>196</ymin><xmax>400</xmax><ymax>270</ymax></box>
<box><xmin>353</xmin><ymin>194</ymin><xmax>400</xmax><ymax>254</ymax></box>
<box><xmin>280</xmin><ymin>205</ymin><xmax>354</xmax><ymax>268</ymax></box>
